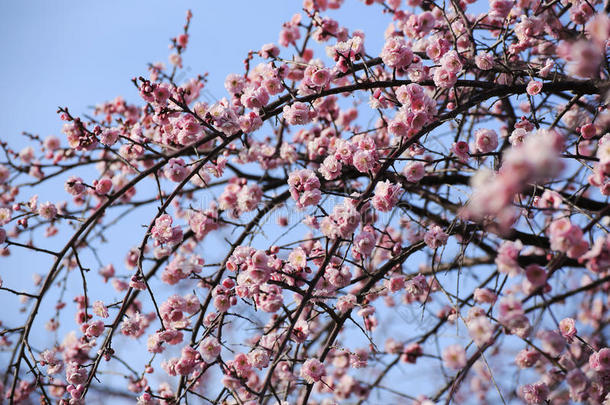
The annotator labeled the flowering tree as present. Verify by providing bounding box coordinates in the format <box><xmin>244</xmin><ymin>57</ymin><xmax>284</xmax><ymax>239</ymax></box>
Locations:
<box><xmin>1</xmin><ymin>0</ymin><xmax>609</xmax><ymax>404</ymax></box>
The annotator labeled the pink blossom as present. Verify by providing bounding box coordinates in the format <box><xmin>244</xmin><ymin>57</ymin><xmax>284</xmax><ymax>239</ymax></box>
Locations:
<box><xmin>515</xmin><ymin>348</ymin><xmax>541</xmax><ymax>368</ymax></box>
<box><xmin>353</xmin><ymin>229</ymin><xmax>376</xmax><ymax>258</ymax></box>
<box><xmin>282</xmin><ymin>102</ymin><xmax>315</xmax><ymax>125</ymax></box>
<box><xmin>475</xmin><ymin>52</ymin><xmax>494</xmax><ymax>70</ymax></box>
<box><xmin>84</xmin><ymin>320</ymin><xmax>105</xmax><ymax>337</ymax></box>
<box><xmin>198</xmin><ymin>337</ymin><xmax>221</xmax><ymax>363</ymax></box>
<box><xmin>336</xmin><ymin>294</ymin><xmax>357</xmax><ymax>312</ymax></box>
<box><xmin>38</xmin><ymin>202</ymin><xmax>57</xmax><ymax>220</ymax></box>
<box><xmin>151</xmin><ymin>214</ymin><xmax>183</xmax><ymax>245</ymax></box>
<box><xmin>405</xmin><ymin>274</ymin><xmax>428</xmax><ymax>296</ymax></box>
<box><xmin>442</xmin><ymin>344</ymin><xmax>467</xmax><ymax>370</ymax></box>
<box><xmin>209</xmin><ymin>99</ymin><xmax>240</xmax><ymax>136</ymax></box>
<box><xmin>439</xmin><ymin>50</ymin><xmax>462</xmax><ymax>73</ymax></box>
<box><xmin>288</xmin><ymin>169</ymin><xmax>321</xmax><ymax>209</ymax></box>
<box><xmin>319</xmin><ymin>155</ymin><xmax>342</xmax><ymax>180</ymax></box>
<box><xmin>164</xmin><ymin>158</ymin><xmax>188</xmax><ymax>182</ymax></box>
<box><xmin>92</xmin><ymin>301</ymin><xmax>109</xmax><ymax>318</ymax></box>
<box><xmin>381</xmin><ymin>37</ymin><xmax>414</xmax><ymax>69</ymax></box>
<box><xmin>352</xmin><ymin>149</ymin><xmax>377</xmax><ymax>173</ymax></box>
<box><xmin>385</xmin><ymin>275</ymin><xmax>405</xmax><ymax>293</ymax></box>
<box><xmin>451</xmin><ymin>141</ymin><xmax>470</xmax><ymax>162</ymax></box>
<box><xmin>320</xmin><ymin>199</ymin><xmax>360</xmax><ymax>239</ymax></box>
<box><xmin>64</xmin><ymin>176</ymin><xmax>86</xmax><ymax>196</ymax></box>
<box><xmin>241</xmin><ymin>85</ymin><xmax>269</xmax><ymax>110</ymax></box>
<box><xmin>473</xmin><ymin>288</ymin><xmax>497</xmax><ymax>304</ymax></box>
<box><xmin>66</xmin><ymin>362</ymin><xmax>87</xmax><ymax>385</ymax></box>
<box><xmin>259</xmin><ymin>43</ymin><xmax>280</xmax><ymax>59</ymax></box>
<box><xmin>524</xmin><ymin>264</ymin><xmax>547</xmax><ymax>288</ymax></box>
<box><xmin>120</xmin><ymin>312</ymin><xmax>147</xmax><ymax>338</ymax></box>
<box><xmin>424</xmin><ymin>225</ymin><xmax>448</xmax><ymax>249</ymax></box>
<box><xmin>526</xmin><ymin>80</ymin><xmax>543</xmax><ymax>96</ymax></box>
<box><xmin>519</xmin><ymin>382</ymin><xmax>549</xmax><ymax>404</ymax></box>
<box><xmin>248</xmin><ymin>349</ymin><xmax>270</xmax><ymax>369</ymax></box>
<box><xmin>402</xmin><ymin>343</ymin><xmax>423</xmax><ymax>363</ymax></box>
<box><xmin>558</xmin><ymin>318</ymin><xmax>577</xmax><ymax>341</ymax></box>
<box><xmin>43</xmin><ymin>135</ymin><xmax>60</xmax><ymax>151</ymax></box>
<box><xmin>94</xmin><ymin>178</ymin><xmax>112</xmax><ymax>195</ymax></box>
<box><xmin>403</xmin><ymin>161</ymin><xmax>426</xmax><ymax>182</ymax></box>
<box><xmin>99</xmin><ymin>264</ymin><xmax>115</xmax><ymax>282</ymax></box>
<box><xmin>300</xmin><ymin>358</ymin><xmax>326</xmax><ymax>384</ymax></box>
<box><xmin>589</xmin><ymin>348</ymin><xmax>610</xmax><ymax>371</ymax></box>
<box><xmin>433</xmin><ymin>67</ymin><xmax>457</xmax><ymax>89</ymax></box>
<box><xmin>238</xmin><ymin>111</ymin><xmax>263</xmax><ymax>134</ymax></box>
<box><xmin>372</xmin><ymin>181</ymin><xmax>402</xmax><ymax>212</ymax></box>
<box><xmin>468</xmin><ymin>317</ymin><xmax>494</xmax><ymax>345</ymax></box>
<box><xmin>474</xmin><ymin>129</ymin><xmax>499</xmax><ymax>154</ymax></box>
<box><xmin>100</xmin><ymin>128</ymin><xmax>120</xmax><ymax>146</ymax></box>
<box><xmin>580</xmin><ymin>123</ymin><xmax>597</xmax><ymax>140</ymax></box>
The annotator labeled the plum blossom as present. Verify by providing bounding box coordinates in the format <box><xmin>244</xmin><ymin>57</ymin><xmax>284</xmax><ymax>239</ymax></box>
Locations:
<box><xmin>151</xmin><ymin>214</ymin><xmax>183</xmax><ymax>245</ymax></box>
<box><xmin>424</xmin><ymin>225</ymin><xmax>448</xmax><ymax>249</ymax></box>
<box><xmin>300</xmin><ymin>358</ymin><xmax>326</xmax><ymax>384</ymax></box>
<box><xmin>442</xmin><ymin>344</ymin><xmax>467</xmax><ymax>370</ymax></box>
<box><xmin>372</xmin><ymin>181</ymin><xmax>402</xmax><ymax>212</ymax></box>
<box><xmin>288</xmin><ymin>169</ymin><xmax>321</xmax><ymax>209</ymax></box>
<box><xmin>282</xmin><ymin>102</ymin><xmax>315</xmax><ymax>125</ymax></box>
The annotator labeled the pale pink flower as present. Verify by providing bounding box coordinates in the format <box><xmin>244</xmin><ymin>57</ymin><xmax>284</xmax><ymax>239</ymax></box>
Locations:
<box><xmin>64</xmin><ymin>176</ymin><xmax>86</xmax><ymax>196</ymax></box>
<box><xmin>424</xmin><ymin>225</ymin><xmax>448</xmax><ymax>249</ymax></box>
<box><xmin>475</xmin><ymin>52</ymin><xmax>494</xmax><ymax>70</ymax></box>
<box><xmin>519</xmin><ymin>382</ymin><xmax>549</xmax><ymax>404</ymax></box>
<box><xmin>92</xmin><ymin>301</ymin><xmax>109</xmax><ymax>318</ymax></box>
<box><xmin>336</xmin><ymin>294</ymin><xmax>357</xmax><ymax>312</ymax></box>
<box><xmin>38</xmin><ymin>202</ymin><xmax>57</xmax><ymax>220</ymax></box>
<box><xmin>381</xmin><ymin>37</ymin><xmax>414</xmax><ymax>69</ymax></box>
<box><xmin>433</xmin><ymin>67</ymin><xmax>457</xmax><ymax>89</ymax></box>
<box><xmin>440</xmin><ymin>50</ymin><xmax>462</xmax><ymax>73</ymax></box>
<box><xmin>259</xmin><ymin>43</ymin><xmax>280</xmax><ymax>59</ymax></box>
<box><xmin>99</xmin><ymin>264</ymin><xmax>115</xmax><ymax>282</ymax></box>
<box><xmin>100</xmin><ymin>128</ymin><xmax>120</xmax><ymax>146</ymax></box>
<box><xmin>474</xmin><ymin>129</ymin><xmax>499</xmax><ymax>154</ymax></box>
<box><xmin>164</xmin><ymin>158</ymin><xmax>188</xmax><ymax>182</ymax></box>
<box><xmin>442</xmin><ymin>344</ymin><xmax>467</xmax><ymax>370</ymax></box>
<box><xmin>283</xmin><ymin>102</ymin><xmax>315</xmax><ymax>125</ymax></box>
<box><xmin>300</xmin><ymin>358</ymin><xmax>326</xmax><ymax>383</ymax></box>
<box><xmin>403</xmin><ymin>161</ymin><xmax>425</xmax><ymax>182</ymax></box>
<box><xmin>94</xmin><ymin>178</ymin><xmax>112</xmax><ymax>195</ymax></box>
<box><xmin>248</xmin><ymin>349</ymin><xmax>270</xmax><ymax>369</ymax></box>
<box><xmin>402</xmin><ymin>343</ymin><xmax>423</xmax><ymax>364</ymax></box>
<box><xmin>372</xmin><ymin>181</ymin><xmax>402</xmax><ymax>212</ymax></box>
<box><xmin>65</xmin><ymin>362</ymin><xmax>87</xmax><ymax>385</ymax></box>
<box><xmin>526</xmin><ymin>80</ymin><xmax>543</xmax><ymax>96</ymax></box>
<box><xmin>319</xmin><ymin>155</ymin><xmax>342</xmax><ymax>180</ymax></box>
<box><xmin>84</xmin><ymin>320</ymin><xmax>105</xmax><ymax>337</ymax></box>
<box><xmin>288</xmin><ymin>169</ymin><xmax>321</xmax><ymax>209</ymax></box>
<box><xmin>559</xmin><ymin>318</ymin><xmax>577</xmax><ymax>341</ymax></box>
<box><xmin>151</xmin><ymin>214</ymin><xmax>183</xmax><ymax>245</ymax></box>
<box><xmin>468</xmin><ymin>317</ymin><xmax>494</xmax><ymax>346</ymax></box>
<box><xmin>515</xmin><ymin>348</ymin><xmax>541</xmax><ymax>368</ymax></box>
<box><xmin>198</xmin><ymin>336</ymin><xmax>221</xmax><ymax>362</ymax></box>
<box><xmin>353</xmin><ymin>149</ymin><xmax>377</xmax><ymax>173</ymax></box>
<box><xmin>579</xmin><ymin>123</ymin><xmax>597</xmax><ymax>140</ymax></box>
<box><xmin>474</xmin><ymin>288</ymin><xmax>497</xmax><ymax>304</ymax></box>
<box><xmin>224</xmin><ymin>73</ymin><xmax>245</xmax><ymax>94</ymax></box>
